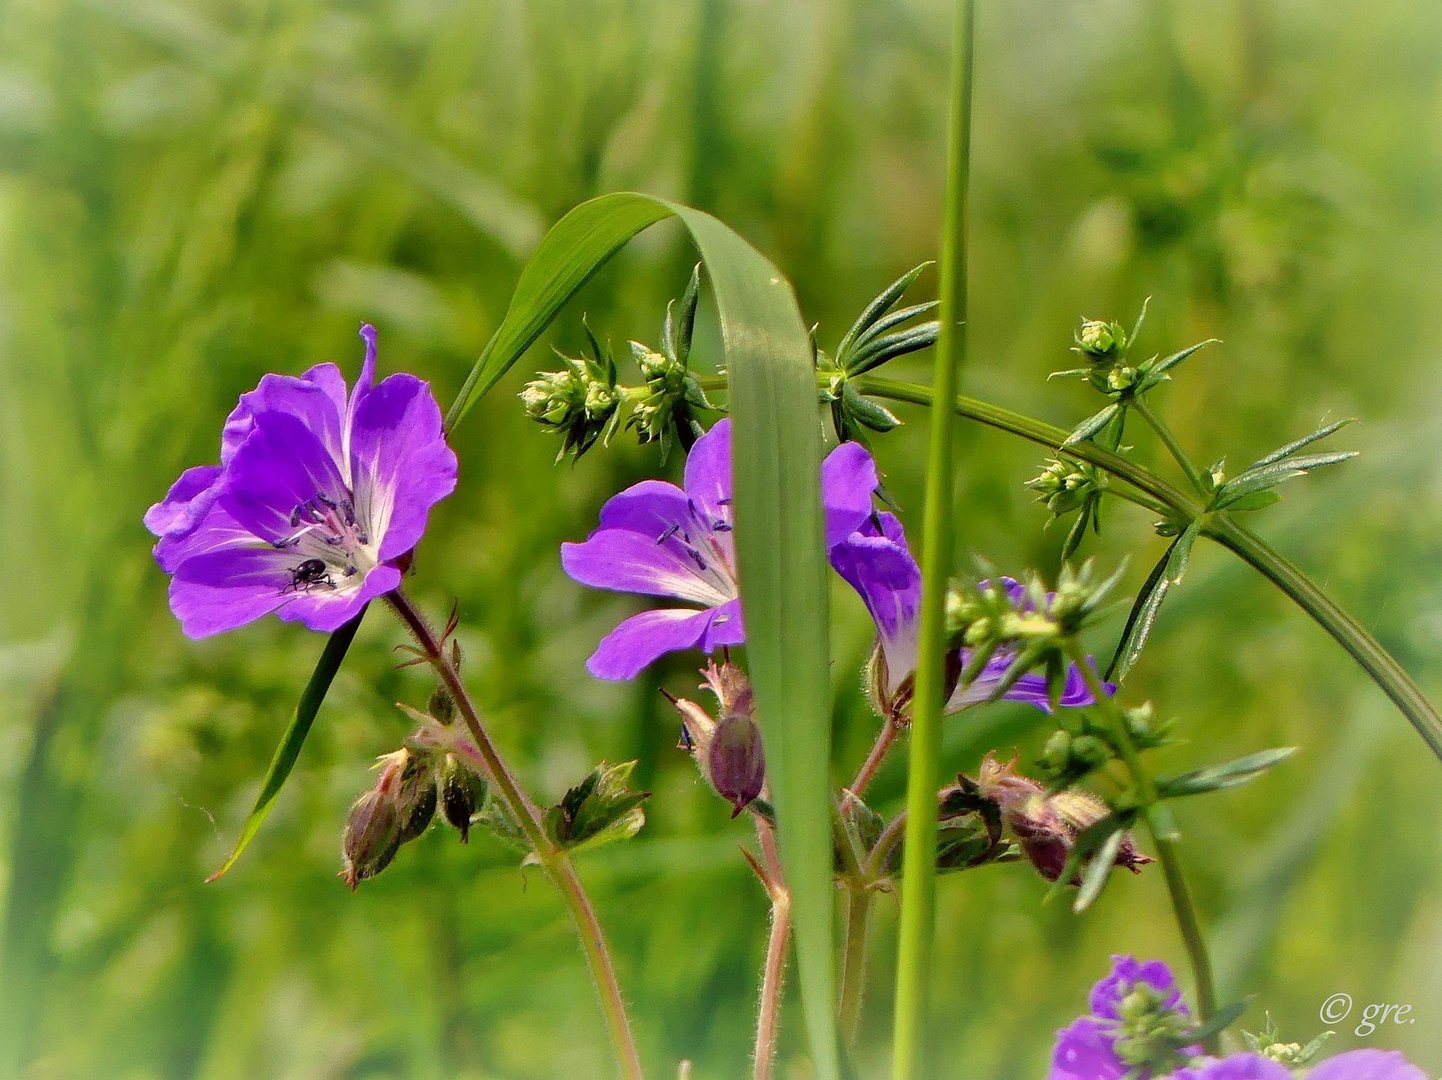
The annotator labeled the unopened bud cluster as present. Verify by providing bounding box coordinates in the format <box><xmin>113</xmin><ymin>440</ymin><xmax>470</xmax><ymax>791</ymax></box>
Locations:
<box><xmin>965</xmin><ymin>752</ymin><xmax>1152</xmax><ymax>885</ymax></box>
<box><xmin>340</xmin><ymin>664</ymin><xmax>492</xmax><ymax>889</ymax></box>
<box><xmin>520</xmin><ymin>324</ymin><xmax>622</xmax><ymax>462</ymax></box>
<box><xmin>1027</xmin><ymin>458</ymin><xmax>1107</xmax><ymax>517</ymax></box>
<box><xmin>1108</xmin><ymin>981</ymin><xmax>1195</xmax><ymax>1074</ymax></box>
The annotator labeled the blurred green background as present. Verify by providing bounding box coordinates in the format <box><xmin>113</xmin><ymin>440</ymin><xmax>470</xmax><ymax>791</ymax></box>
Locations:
<box><xmin>3</xmin><ymin>0</ymin><xmax>1441</xmax><ymax>1076</ymax></box>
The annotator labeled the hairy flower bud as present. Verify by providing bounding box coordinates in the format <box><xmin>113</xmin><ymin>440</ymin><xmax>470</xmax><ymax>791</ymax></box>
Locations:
<box><xmin>393</xmin><ymin>751</ymin><xmax>438</xmax><ymax>844</ymax></box>
<box><xmin>971</xmin><ymin>752</ymin><xmax>1151</xmax><ymax>884</ymax></box>
<box><xmin>341</xmin><ymin>788</ymin><xmax>402</xmax><ymax>891</ymax></box>
<box><xmin>440</xmin><ymin>753</ymin><xmax>489</xmax><ymax>843</ymax></box>
<box><xmin>707</xmin><ymin>712</ymin><xmax>766</xmax><ymax>817</ymax></box>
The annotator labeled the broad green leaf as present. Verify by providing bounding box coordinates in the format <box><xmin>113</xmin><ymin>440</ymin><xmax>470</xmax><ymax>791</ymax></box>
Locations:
<box><xmin>206</xmin><ymin>609</ymin><xmax>366</xmax><ymax>882</ymax></box>
<box><xmin>1157</xmin><ymin>747</ymin><xmax>1298</xmax><ymax>799</ymax></box>
<box><xmin>444</xmin><ymin>193</ymin><xmax>841</xmax><ymax>1079</ymax></box>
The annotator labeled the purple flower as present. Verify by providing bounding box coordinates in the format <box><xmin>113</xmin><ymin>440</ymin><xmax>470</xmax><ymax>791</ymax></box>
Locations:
<box><xmin>145</xmin><ymin>325</ymin><xmax>457</xmax><ymax>638</ymax></box>
<box><xmin>562</xmin><ymin>419</ymin><xmax>877</xmax><ymax>680</ymax></box>
<box><xmin>1090</xmin><ymin>955</ymin><xmax>1187</xmax><ymax>1020</ymax></box>
<box><xmin>1048</xmin><ymin>955</ymin><xmax>1195</xmax><ymax>1080</ymax></box>
<box><xmin>827</xmin><ymin>513</ymin><xmax>1103</xmax><ymax>716</ymax></box>
<box><xmin>1307</xmin><ymin>1050</ymin><xmax>1427</xmax><ymax>1080</ymax></box>
<box><xmin>1170</xmin><ymin>1055</ymin><xmax>1291</xmax><ymax>1080</ymax></box>
<box><xmin>1173</xmin><ymin>1049</ymin><xmax>1425</xmax><ymax>1080</ymax></box>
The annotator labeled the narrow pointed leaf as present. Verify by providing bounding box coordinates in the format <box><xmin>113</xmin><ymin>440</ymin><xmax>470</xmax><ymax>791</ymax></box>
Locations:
<box><xmin>1147</xmin><ymin>338</ymin><xmax>1217</xmax><ymax>379</ymax></box>
<box><xmin>1157</xmin><ymin>747</ymin><xmax>1298</xmax><ymax>799</ymax></box>
<box><xmin>835</xmin><ymin>262</ymin><xmax>931</xmax><ymax>362</ymax></box>
<box><xmin>207</xmin><ymin>609</ymin><xmax>366</xmax><ymax>882</ymax></box>
<box><xmin>443</xmin><ymin>193</ymin><xmax>841</xmax><ymax>1078</ymax></box>
<box><xmin>1247</xmin><ymin>418</ymin><xmax>1354</xmax><ymax>471</ymax></box>
<box><xmin>1073</xmin><ymin>826</ymin><xmax>1126</xmax><ymax>913</ymax></box>
<box><xmin>1106</xmin><ymin>540</ymin><xmax>1177</xmax><ymax>682</ymax></box>
<box><xmin>1064</xmin><ymin>404</ymin><xmax>1121</xmax><ymax>447</ymax></box>
<box><xmin>1165</xmin><ymin>519</ymin><xmax>1201</xmax><ymax>585</ymax></box>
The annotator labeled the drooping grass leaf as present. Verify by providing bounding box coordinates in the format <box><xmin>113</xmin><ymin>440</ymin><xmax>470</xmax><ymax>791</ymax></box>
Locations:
<box><xmin>1156</xmin><ymin>747</ymin><xmax>1298</xmax><ymax>800</ymax></box>
<box><xmin>444</xmin><ymin>192</ymin><xmax>841</xmax><ymax>1079</ymax></box>
<box><xmin>206</xmin><ymin>609</ymin><xmax>366</xmax><ymax>882</ymax></box>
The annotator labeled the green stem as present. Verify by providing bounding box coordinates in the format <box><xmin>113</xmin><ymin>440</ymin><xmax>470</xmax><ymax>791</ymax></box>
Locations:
<box><xmin>1205</xmin><ymin>517</ymin><xmax>1442</xmax><ymax>760</ymax></box>
<box><xmin>838</xmin><ymin>885</ymin><xmax>874</xmax><ymax>1044</ymax></box>
<box><xmin>384</xmin><ymin>591</ymin><xmax>645</xmax><ymax>1080</ymax></box>
<box><xmin>892</xmin><ymin>3</ymin><xmax>974</xmax><ymax>1076</ymax></box>
<box><xmin>752</xmin><ymin>821</ymin><xmax>790</xmax><ymax>1080</ymax></box>
<box><xmin>1065</xmin><ymin>640</ymin><xmax>1220</xmax><ymax>1051</ymax></box>
<box><xmin>1133</xmin><ymin>394</ymin><xmax>1210</xmax><ymax>496</ymax></box>
<box><xmin>853</xmin><ymin>376</ymin><xmax>1442</xmax><ymax>761</ymax></box>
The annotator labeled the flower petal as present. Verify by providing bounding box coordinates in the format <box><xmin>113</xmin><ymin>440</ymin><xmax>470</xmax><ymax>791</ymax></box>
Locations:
<box><xmin>563</xmin><ymin>526</ymin><xmax>735</xmax><ymax>606</ymax></box>
<box><xmin>346</xmin><ymin>372</ymin><xmax>458</xmax><ymax>561</ymax></box>
<box><xmin>153</xmin><ymin>497</ymin><xmax>259</xmax><ymax>574</ymax></box>
<box><xmin>821</xmin><ymin>439</ymin><xmax>880</xmax><ymax>548</ymax></box>
<box><xmin>1088</xmin><ymin>955</ymin><xmax>1183</xmax><ymax>1020</ymax></box>
<box><xmin>145</xmin><ymin>465</ymin><xmax>223</xmax><ymax>539</ymax></box>
<box><xmin>1308</xmin><ymin>1051</ymin><xmax>1427</xmax><ymax>1080</ymax></box>
<box><xmin>586</xmin><ymin>602</ymin><xmax>743</xmax><ymax>680</ymax></box>
<box><xmin>1047</xmin><ymin>1017</ymin><xmax>1125</xmax><ymax>1080</ymax></box>
<box><xmin>682</xmin><ymin>418</ymin><xmax>732</xmax><ymax>526</ymax></box>
<box><xmin>948</xmin><ymin>651</ymin><xmax>1107</xmax><ymax>713</ymax></box>
<box><xmin>221</xmin><ymin>363</ymin><xmax>349</xmax><ymax>468</ymax></box>
<box><xmin>829</xmin><ymin>512</ymin><xmax>920</xmax><ymax>695</ymax></box>
<box><xmin>167</xmin><ymin>545</ymin><xmax>298</xmax><ymax>639</ymax></box>
<box><xmin>596</xmin><ymin>479</ymin><xmax>692</xmax><ymax>535</ymax></box>
<box><xmin>1189</xmin><ymin>1054</ymin><xmax>1292</xmax><ymax>1080</ymax></box>
<box><xmin>220</xmin><ymin>410</ymin><xmax>352</xmax><ymax>545</ymax></box>
<box><xmin>276</xmin><ymin>564</ymin><xmax>401</xmax><ymax>632</ymax></box>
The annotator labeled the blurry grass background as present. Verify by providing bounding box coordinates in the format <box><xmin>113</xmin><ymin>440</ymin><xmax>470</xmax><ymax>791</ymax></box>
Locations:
<box><xmin>2</xmin><ymin>0</ymin><xmax>1442</xmax><ymax>1076</ymax></box>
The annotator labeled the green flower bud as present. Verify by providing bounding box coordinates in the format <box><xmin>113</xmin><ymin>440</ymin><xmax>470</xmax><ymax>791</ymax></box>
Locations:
<box><xmin>1106</xmin><ymin>364</ymin><xmax>1138</xmax><ymax>392</ymax></box>
<box><xmin>440</xmin><ymin>754</ymin><xmax>489</xmax><ymax>843</ymax></box>
<box><xmin>394</xmin><ymin>751</ymin><xmax>438</xmax><ymax>844</ymax></box>
<box><xmin>1026</xmin><ymin>458</ymin><xmax>1107</xmax><ymax>516</ymax></box>
<box><xmin>1075</xmin><ymin>319</ymin><xmax>1122</xmax><ymax>358</ymax></box>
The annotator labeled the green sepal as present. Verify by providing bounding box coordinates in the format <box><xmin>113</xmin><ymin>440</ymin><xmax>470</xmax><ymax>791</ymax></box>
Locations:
<box><xmin>543</xmin><ymin>760</ymin><xmax>649</xmax><ymax>857</ymax></box>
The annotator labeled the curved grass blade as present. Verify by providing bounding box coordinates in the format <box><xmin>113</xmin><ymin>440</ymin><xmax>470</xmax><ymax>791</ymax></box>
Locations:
<box><xmin>206</xmin><ymin>609</ymin><xmax>366</xmax><ymax>882</ymax></box>
<box><xmin>445</xmin><ymin>192</ymin><xmax>841</xmax><ymax>1079</ymax></box>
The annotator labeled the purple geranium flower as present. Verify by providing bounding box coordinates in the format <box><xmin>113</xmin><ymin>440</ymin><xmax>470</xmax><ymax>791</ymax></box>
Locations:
<box><xmin>1049</xmin><ymin>955</ymin><xmax>1196</xmax><ymax>1080</ymax></box>
<box><xmin>1174</xmin><ymin>1049</ymin><xmax>1425</xmax><ymax>1080</ymax></box>
<box><xmin>562</xmin><ymin>419</ymin><xmax>877</xmax><ymax>680</ymax></box>
<box><xmin>827</xmin><ymin>513</ymin><xmax>1104</xmax><ymax>716</ymax></box>
<box><xmin>145</xmin><ymin>325</ymin><xmax>457</xmax><ymax>638</ymax></box>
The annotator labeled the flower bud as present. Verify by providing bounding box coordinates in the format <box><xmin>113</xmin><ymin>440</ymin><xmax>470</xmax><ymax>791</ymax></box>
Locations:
<box><xmin>440</xmin><ymin>753</ymin><xmax>489</xmax><ymax>843</ymax></box>
<box><xmin>1076</xmin><ymin>319</ymin><xmax>1122</xmax><ymax>358</ymax></box>
<box><xmin>340</xmin><ymin>788</ymin><xmax>402</xmax><ymax>891</ymax></box>
<box><xmin>707</xmin><ymin>712</ymin><xmax>766</xmax><ymax>817</ymax></box>
<box><xmin>1026</xmin><ymin>458</ymin><xmax>1106</xmax><ymax>516</ymax></box>
<box><xmin>1106</xmin><ymin>365</ymin><xmax>1138</xmax><ymax>393</ymax></box>
<box><xmin>393</xmin><ymin>751</ymin><xmax>438</xmax><ymax>844</ymax></box>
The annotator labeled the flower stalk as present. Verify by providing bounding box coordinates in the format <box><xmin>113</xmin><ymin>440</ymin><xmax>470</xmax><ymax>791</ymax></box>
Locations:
<box><xmin>750</xmin><ymin>820</ymin><xmax>790</xmax><ymax>1080</ymax></box>
<box><xmin>384</xmin><ymin>589</ymin><xmax>645</xmax><ymax>1080</ymax></box>
<box><xmin>1064</xmin><ymin>638</ymin><xmax>1219</xmax><ymax>1053</ymax></box>
<box><xmin>891</xmin><ymin>1</ymin><xmax>975</xmax><ymax>1075</ymax></box>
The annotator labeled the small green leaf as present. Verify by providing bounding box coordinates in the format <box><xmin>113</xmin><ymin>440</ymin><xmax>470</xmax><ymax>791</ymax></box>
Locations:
<box><xmin>1178</xmin><ymin>999</ymin><xmax>1249</xmax><ymax>1048</ymax></box>
<box><xmin>1137</xmin><ymin>338</ymin><xmax>1217</xmax><ymax>390</ymax></box>
<box><xmin>1221</xmin><ymin>490</ymin><xmax>1282</xmax><ymax>513</ymax></box>
<box><xmin>1156</xmin><ymin>747</ymin><xmax>1298</xmax><ymax>799</ymax></box>
<box><xmin>1064</xmin><ymin>403</ymin><xmax>1121</xmax><ymax>447</ymax></box>
<box><xmin>1247</xmin><ymin>418</ymin><xmax>1354</xmax><ymax>471</ymax></box>
<box><xmin>544</xmin><ymin>761</ymin><xmax>649</xmax><ymax>856</ymax></box>
<box><xmin>1165</xmin><ymin>519</ymin><xmax>1201</xmax><ymax>586</ymax></box>
<box><xmin>1106</xmin><ymin>542</ymin><xmax>1177</xmax><ymax>683</ymax></box>
<box><xmin>207</xmin><ymin>609</ymin><xmax>366</xmax><ymax>882</ymax></box>
<box><xmin>835</xmin><ymin>262</ymin><xmax>932</xmax><ymax>364</ymax></box>
<box><xmin>1072</xmin><ymin>827</ymin><xmax>1125</xmax><ymax>913</ymax></box>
